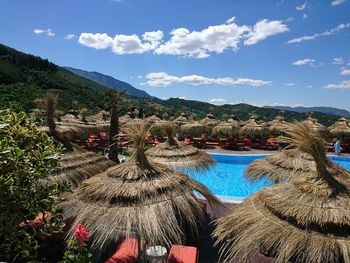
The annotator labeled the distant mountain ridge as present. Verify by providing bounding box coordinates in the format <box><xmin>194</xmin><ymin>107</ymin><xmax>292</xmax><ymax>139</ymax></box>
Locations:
<box><xmin>268</xmin><ymin>106</ymin><xmax>350</xmax><ymax>118</ymax></box>
<box><xmin>65</xmin><ymin>67</ymin><xmax>151</xmax><ymax>98</ymax></box>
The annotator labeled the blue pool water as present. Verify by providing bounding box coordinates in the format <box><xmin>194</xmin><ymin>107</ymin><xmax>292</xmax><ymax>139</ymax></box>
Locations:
<box><xmin>186</xmin><ymin>154</ymin><xmax>350</xmax><ymax>201</ymax></box>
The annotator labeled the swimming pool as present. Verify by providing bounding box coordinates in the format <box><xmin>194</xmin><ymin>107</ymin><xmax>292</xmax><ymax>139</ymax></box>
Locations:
<box><xmin>186</xmin><ymin>154</ymin><xmax>350</xmax><ymax>201</ymax></box>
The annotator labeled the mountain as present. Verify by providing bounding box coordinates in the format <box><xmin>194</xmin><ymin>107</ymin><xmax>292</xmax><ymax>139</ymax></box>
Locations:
<box><xmin>0</xmin><ymin>43</ymin><xmax>339</xmax><ymax>126</ymax></box>
<box><xmin>0</xmin><ymin>43</ymin><xmax>113</xmax><ymax>113</ymax></box>
<box><xmin>65</xmin><ymin>67</ymin><xmax>151</xmax><ymax>98</ymax></box>
<box><xmin>268</xmin><ymin>106</ymin><xmax>350</xmax><ymax>118</ymax></box>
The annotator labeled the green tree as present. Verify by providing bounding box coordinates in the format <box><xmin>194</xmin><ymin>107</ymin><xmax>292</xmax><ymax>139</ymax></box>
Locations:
<box><xmin>0</xmin><ymin>109</ymin><xmax>67</xmax><ymax>262</ymax></box>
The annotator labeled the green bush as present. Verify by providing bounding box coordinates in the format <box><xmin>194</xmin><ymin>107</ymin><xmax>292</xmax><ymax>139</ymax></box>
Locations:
<box><xmin>0</xmin><ymin>109</ymin><xmax>68</xmax><ymax>262</ymax></box>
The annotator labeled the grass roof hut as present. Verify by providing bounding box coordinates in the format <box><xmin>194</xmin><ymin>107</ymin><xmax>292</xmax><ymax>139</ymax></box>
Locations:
<box><xmin>268</xmin><ymin>115</ymin><xmax>289</xmax><ymax>135</ymax></box>
<box><xmin>62</xmin><ymin>123</ymin><xmax>222</xmax><ymax>251</ymax></box>
<box><xmin>87</xmin><ymin>110</ymin><xmax>110</xmax><ymax>122</ymax></box>
<box><xmin>212</xmin><ymin>121</ymin><xmax>240</xmax><ymax>137</ymax></box>
<box><xmin>44</xmin><ymin>142</ymin><xmax>114</xmax><ymax>188</ymax></box>
<box><xmin>214</xmin><ymin>122</ymin><xmax>350</xmax><ymax>263</ymax></box>
<box><xmin>329</xmin><ymin>116</ymin><xmax>350</xmax><ymax>138</ymax></box>
<box><xmin>302</xmin><ymin>115</ymin><xmax>329</xmax><ymax>136</ymax></box>
<box><xmin>146</xmin><ymin>124</ymin><xmax>215</xmax><ymax>171</ymax></box>
<box><xmin>41</xmin><ymin>95</ymin><xmax>114</xmax><ymax>188</ymax></box>
<box><xmin>180</xmin><ymin>121</ymin><xmax>207</xmax><ymax>137</ymax></box>
<box><xmin>172</xmin><ymin>112</ymin><xmax>190</xmax><ymax>128</ymax></box>
<box><xmin>240</xmin><ymin>114</ymin><xmax>268</xmax><ymax>138</ymax></box>
<box><xmin>200</xmin><ymin>112</ymin><xmax>221</xmax><ymax>128</ymax></box>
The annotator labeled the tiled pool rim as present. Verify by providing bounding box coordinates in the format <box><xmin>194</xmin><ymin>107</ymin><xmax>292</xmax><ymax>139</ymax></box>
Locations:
<box><xmin>203</xmin><ymin>153</ymin><xmax>350</xmax><ymax>203</ymax></box>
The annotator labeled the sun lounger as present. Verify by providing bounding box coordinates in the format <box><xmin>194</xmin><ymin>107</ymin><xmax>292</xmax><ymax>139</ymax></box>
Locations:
<box><xmin>167</xmin><ymin>245</ymin><xmax>198</xmax><ymax>263</ymax></box>
<box><xmin>106</xmin><ymin>238</ymin><xmax>139</xmax><ymax>263</ymax></box>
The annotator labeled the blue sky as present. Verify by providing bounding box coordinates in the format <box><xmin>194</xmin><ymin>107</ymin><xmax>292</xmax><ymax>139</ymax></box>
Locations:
<box><xmin>1</xmin><ymin>0</ymin><xmax>350</xmax><ymax>110</ymax></box>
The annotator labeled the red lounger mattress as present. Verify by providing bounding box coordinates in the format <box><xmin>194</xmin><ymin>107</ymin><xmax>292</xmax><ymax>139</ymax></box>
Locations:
<box><xmin>106</xmin><ymin>238</ymin><xmax>138</xmax><ymax>263</ymax></box>
<box><xmin>167</xmin><ymin>245</ymin><xmax>198</xmax><ymax>263</ymax></box>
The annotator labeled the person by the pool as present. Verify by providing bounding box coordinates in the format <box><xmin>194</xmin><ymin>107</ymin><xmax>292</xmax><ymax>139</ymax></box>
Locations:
<box><xmin>334</xmin><ymin>138</ymin><xmax>342</xmax><ymax>156</ymax></box>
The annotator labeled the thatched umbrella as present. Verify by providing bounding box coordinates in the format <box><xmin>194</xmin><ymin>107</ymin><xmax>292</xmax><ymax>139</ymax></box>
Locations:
<box><xmin>226</xmin><ymin>114</ymin><xmax>239</xmax><ymax>124</ymax></box>
<box><xmin>180</xmin><ymin>121</ymin><xmax>207</xmax><ymax>137</ymax></box>
<box><xmin>200</xmin><ymin>112</ymin><xmax>220</xmax><ymax>128</ymax></box>
<box><xmin>329</xmin><ymin>116</ymin><xmax>350</xmax><ymax>138</ymax></box>
<box><xmin>87</xmin><ymin>110</ymin><xmax>110</xmax><ymax>121</ymax></box>
<box><xmin>44</xmin><ymin>142</ymin><xmax>114</xmax><ymax>188</ymax></box>
<box><xmin>145</xmin><ymin>114</ymin><xmax>163</xmax><ymax>125</ymax></box>
<box><xmin>146</xmin><ymin>124</ymin><xmax>215</xmax><ymax>171</ymax></box>
<box><xmin>172</xmin><ymin>112</ymin><xmax>190</xmax><ymax>127</ymax></box>
<box><xmin>268</xmin><ymin>115</ymin><xmax>289</xmax><ymax>135</ymax></box>
<box><xmin>245</xmin><ymin>149</ymin><xmax>335</xmax><ymax>183</ymax></box>
<box><xmin>240</xmin><ymin>115</ymin><xmax>267</xmax><ymax>137</ymax></box>
<box><xmin>302</xmin><ymin>115</ymin><xmax>328</xmax><ymax>136</ymax></box>
<box><xmin>212</xmin><ymin>121</ymin><xmax>240</xmax><ymax>137</ymax></box>
<box><xmin>54</xmin><ymin>112</ymin><xmax>106</xmax><ymax>133</ymax></box>
<box><xmin>41</xmin><ymin>95</ymin><xmax>114</xmax><ymax>188</ymax></box>
<box><xmin>62</xmin><ymin>123</ymin><xmax>222</xmax><ymax>251</ymax></box>
<box><xmin>214</xmin><ymin>122</ymin><xmax>350</xmax><ymax>263</ymax></box>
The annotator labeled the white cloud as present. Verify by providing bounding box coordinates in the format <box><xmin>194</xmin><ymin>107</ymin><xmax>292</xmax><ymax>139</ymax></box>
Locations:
<box><xmin>145</xmin><ymin>72</ymin><xmax>271</xmax><ymax>87</ymax></box>
<box><xmin>296</xmin><ymin>1</ymin><xmax>307</xmax><ymax>11</ymax></box>
<box><xmin>284</xmin><ymin>82</ymin><xmax>295</xmax><ymax>86</ymax></box>
<box><xmin>303</xmin><ymin>14</ymin><xmax>308</xmax><ymax>20</ymax></box>
<box><xmin>244</xmin><ymin>19</ymin><xmax>289</xmax><ymax>45</ymax></box>
<box><xmin>154</xmin><ymin>20</ymin><xmax>250</xmax><ymax>58</ymax></box>
<box><xmin>226</xmin><ymin>17</ymin><xmax>236</xmax><ymax>24</ymax></box>
<box><xmin>331</xmin><ymin>0</ymin><xmax>346</xmax><ymax>6</ymax></box>
<box><xmin>34</xmin><ymin>28</ymin><xmax>55</xmax><ymax>37</ymax></box>
<box><xmin>79</xmin><ymin>33</ymin><xmax>114</xmax><ymax>49</ymax></box>
<box><xmin>340</xmin><ymin>69</ymin><xmax>350</xmax><ymax>75</ymax></box>
<box><xmin>323</xmin><ymin>80</ymin><xmax>350</xmax><ymax>89</ymax></box>
<box><xmin>178</xmin><ymin>96</ymin><xmax>187</xmax><ymax>100</ymax></box>
<box><xmin>137</xmin><ymin>75</ymin><xmax>143</xmax><ymax>79</ymax></box>
<box><xmin>65</xmin><ymin>34</ymin><xmax>76</xmax><ymax>40</ymax></box>
<box><xmin>34</xmin><ymin>29</ymin><xmax>45</xmax><ymax>34</ymax></box>
<box><xmin>208</xmin><ymin>98</ymin><xmax>229</xmax><ymax>105</ymax></box>
<box><xmin>78</xmin><ymin>18</ymin><xmax>289</xmax><ymax>58</ymax></box>
<box><xmin>305</xmin><ymin>85</ymin><xmax>313</xmax><ymax>88</ymax></box>
<box><xmin>287</xmin><ymin>22</ymin><xmax>350</xmax><ymax>44</ymax></box>
<box><xmin>333</xmin><ymin>57</ymin><xmax>344</xmax><ymax>64</ymax></box>
<box><xmin>292</xmin><ymin>58</ymin><xmax>316</xmax><ymax>66</ymax></box>
<box><xmin>78</xmin><ymin>30</ymin><xmax>163</xmax><ymax>54</ymax></box>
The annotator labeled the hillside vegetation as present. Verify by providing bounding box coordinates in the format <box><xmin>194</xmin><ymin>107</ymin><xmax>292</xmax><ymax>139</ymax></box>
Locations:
<box><xmin>0</xmin><ymin>43</ymin><xmax>338</xmax><ymax>126</ymax></box>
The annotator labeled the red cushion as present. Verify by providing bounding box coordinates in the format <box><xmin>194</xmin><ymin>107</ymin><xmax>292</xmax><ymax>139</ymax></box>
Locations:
<box><xmin>167</xmin><ymin>245</ymin><xmax>198</xmax><ymax>263</ymax></box>
<box><xmin>106</xmin><ymin>238</ymin><xmax>138</xmax><ymax>263</ymax></box>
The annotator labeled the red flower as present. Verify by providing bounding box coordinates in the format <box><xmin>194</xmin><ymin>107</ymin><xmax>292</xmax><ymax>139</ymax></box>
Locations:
<box><xmin>73</xmin><ymin>224</ymin><xmax>89</xmax><ymax>242</ymax></box>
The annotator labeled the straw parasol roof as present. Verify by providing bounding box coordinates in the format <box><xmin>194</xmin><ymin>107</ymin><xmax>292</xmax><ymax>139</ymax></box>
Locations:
<box><xmin>302</xmin><ymin>115</ymin><xmax>328</xmax><ymax>136</ymax></box>
<box><xmin>43</xmin><ymin>142</ymin><xmax>114</xmax><ymax>188</ymax></box>
<box><xmin>172</xmin><ymin>112</ymin><xmax>190</xmax><ymax>127</ymax></box>
<box><xmin>268</xmin><ymin>115</ymin><xmax>289</xmax><ymax>135</ymax></box>
<box><xmin>145</xmin><ymin>114</ymin><xmax>162</xmax><ymax>125</ymax></box>
<box><xmin>180</xmin><ymin>121</ymin><xmax>207</xmax><ymax>137</ymax></box>
<box><xmin>212</xmin><ymin>121</ymin><xmax>240</xmax><ymax>137</ymax></box>
<box><xmin>227</xmin><ymin>114</ymin><xmax>239</xmax><ymax>124</ymax></box>
<box><xmin>214</xmin><ymin>122</ymin><xmax>350</xmax><ymax>263</ymax></box>
<box><xmin>62</xmin><ymin>123</ymin><xmax>222</xmax><ymax>250</ymax></box>
<box><xmin>329</xmin><ymin>116</ymin><xmax>350</xmax><ymax>137</ymax></box>
<box><xmin>240</xmin><ymin>115</ymin><xmax>267</xmax><ymax>137</ymax></box>
<box><xmin>41</xmin><ymin>96</ymin><xmax>115</xmax><ymax>188</ymax></box>
<box><xmin>51</xmin><ymin>112</ymin><xmax>109</xmax><ymax>133</ymax></box>
<box><xmin>146</xmin><ymin>124</ymin><xmax>215</xmax><ymax>171</ymax></box>
<box><xmin>245</xmin><ymin>149</ymin><xmax>350</xmax><ymax>183</ymax></box>
<box><xmin>87</xmin><ymin>110</ymin><xmax>110</xmax><ymax>122</ymax></box>
<box><xmin>200</xmin><ymin>112</ymin><xmax>220</xmax><ymax>127</ymax></box>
